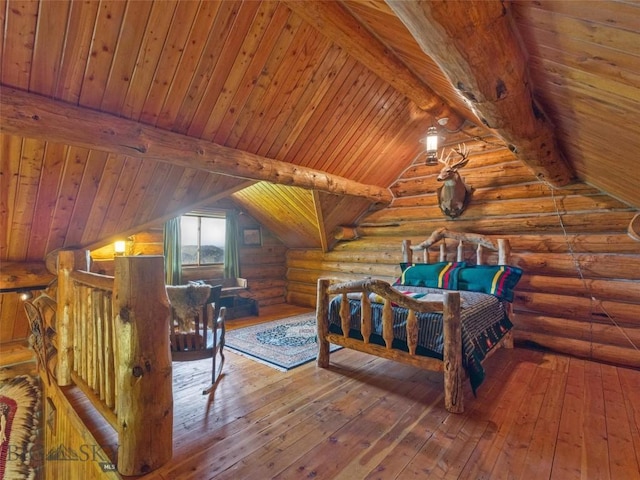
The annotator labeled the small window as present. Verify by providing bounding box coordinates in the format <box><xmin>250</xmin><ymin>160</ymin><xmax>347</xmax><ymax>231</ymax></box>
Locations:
<box><xmin>180</xmin><ymin>215</ymin><xmax>226</xmax><ymax>266</ymax></box>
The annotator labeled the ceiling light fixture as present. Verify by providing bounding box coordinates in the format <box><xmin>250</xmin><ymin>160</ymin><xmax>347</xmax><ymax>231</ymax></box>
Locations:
<box><xmin>414</xmin><ymin>118</ymin><xmax>450</xmax><ymax>166</ymax></box>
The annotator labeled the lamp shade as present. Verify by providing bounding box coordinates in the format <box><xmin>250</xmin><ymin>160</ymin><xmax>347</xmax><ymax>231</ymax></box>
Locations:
<box><xmin>425</xmin><ymin>126</ymin><xmax>438</xmax><ymax>164</ymax></box>
<box><xmin>114</xmin><ymin>240</ymin><xmax>126</xmax><ymax>254</ymax></box>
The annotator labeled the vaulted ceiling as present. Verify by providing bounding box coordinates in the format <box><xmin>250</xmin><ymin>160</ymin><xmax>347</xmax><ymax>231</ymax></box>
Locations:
<box><xmin>1</xmin><ymin>0</ymin><xmax>638</xmax><ymax>264</ymax></box>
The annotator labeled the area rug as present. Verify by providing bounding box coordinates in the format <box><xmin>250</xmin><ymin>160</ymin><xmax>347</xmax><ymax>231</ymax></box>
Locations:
<box><xmin>0</xmin><ymin>375</ymin><xmax>41</xmax><ymax>480</ymax></box>
<box><xmin>225</xmin><ymin>313</ymin><xmax>341</xmax><ymax>371</ymax></box>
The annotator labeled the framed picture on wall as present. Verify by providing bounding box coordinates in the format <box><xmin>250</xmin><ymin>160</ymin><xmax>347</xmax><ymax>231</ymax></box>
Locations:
<box><xmin>242</xmin><ymin>227</ymin><xmax>262</xmax><ymax>246</ymax></box>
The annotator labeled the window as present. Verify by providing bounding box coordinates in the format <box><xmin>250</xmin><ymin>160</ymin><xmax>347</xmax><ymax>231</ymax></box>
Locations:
<box><xmin>180</xmin><ymin>215</ymin><xmax>226</xmax><ymax>265</ymax></box>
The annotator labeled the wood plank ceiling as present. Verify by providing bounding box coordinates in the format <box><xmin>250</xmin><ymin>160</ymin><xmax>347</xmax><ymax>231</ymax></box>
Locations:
<box><xmin>1</xmin><ymin>0</ymin><xmax>639</xmax><ymax>266</ymax></box>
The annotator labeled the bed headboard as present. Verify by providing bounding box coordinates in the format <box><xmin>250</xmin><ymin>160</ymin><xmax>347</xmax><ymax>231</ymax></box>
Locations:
<box><xmin>402</xmin><ymin>227</ymin><xmax>511</xmax><ymax>266</ymax></box>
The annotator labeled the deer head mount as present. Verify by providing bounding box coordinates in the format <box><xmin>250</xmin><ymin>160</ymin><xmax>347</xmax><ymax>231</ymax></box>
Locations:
<box><xmin>436</xmin><ymin>144</ymin><xmax>474</xmax><ymax>218</ymax></box>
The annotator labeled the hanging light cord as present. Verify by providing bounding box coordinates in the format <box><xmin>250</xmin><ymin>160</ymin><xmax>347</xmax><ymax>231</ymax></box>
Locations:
<box><xmin>543</xmin><ymin>179</ymin><xmax>639</xmax><ymax>354</ymax></box>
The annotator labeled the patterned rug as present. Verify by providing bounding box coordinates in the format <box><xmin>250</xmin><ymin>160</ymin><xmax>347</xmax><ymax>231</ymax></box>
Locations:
<box><xmin>225</xmin><ymin>313</ymin><xmax>341</xmax><ymax>371</ymax></box>
<box><xmin>0</xmin><ymin>375</ymin><xmax>41</xmax><ymax>480</ymax></box>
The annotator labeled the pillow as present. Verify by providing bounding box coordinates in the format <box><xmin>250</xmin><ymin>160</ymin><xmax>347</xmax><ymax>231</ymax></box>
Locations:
<box><xmin>394</xmin><ymin>261</ymin><xmax>466</xmax><ymax>289</ymax></box>
<box><xmin>453</xmin><ymin>265</ymin><xmax>523</xmax><ymax>302</ymax></box>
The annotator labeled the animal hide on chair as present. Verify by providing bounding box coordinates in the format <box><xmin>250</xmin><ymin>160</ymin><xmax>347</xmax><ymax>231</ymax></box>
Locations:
<box><xmin>166</xmin><ymin>284</ymin><xmax>211</xmax><ymax>332</ymax></box>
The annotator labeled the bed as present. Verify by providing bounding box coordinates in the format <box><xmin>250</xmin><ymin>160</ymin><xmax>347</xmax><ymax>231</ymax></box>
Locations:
<box><xmin>315</xmin><ymin>228</ymin><xmax>522</xmax><ymax>413</ymax></box>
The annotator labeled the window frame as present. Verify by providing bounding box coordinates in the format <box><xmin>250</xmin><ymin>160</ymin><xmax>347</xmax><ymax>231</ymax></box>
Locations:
<box><xmin>180</xmin><ymin>214</ymin><xmax>226</xmax><ymax>267</ymax></box>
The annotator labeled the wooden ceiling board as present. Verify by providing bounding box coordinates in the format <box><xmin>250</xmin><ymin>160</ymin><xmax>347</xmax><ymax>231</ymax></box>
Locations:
<box><xmin>0</xmin><ymin>134</ymin><xmax>21</xmax><ymax>260</ymax></box>
<box><xmin>265</xmin><ymin>44</ymin><xmax>348</xmax><ymax>160</ymax></box>
<box><xmin>221</xmin><ymin>12</ymin><xmax>306</xmax><ymax>149</ymax></box>
<box><xmin>195</xmin><ymin>1</ymin><xmax>287</xmax><ymax>142</ymax></box>
<box><xmin>100</xmin><ymin>0</ymin><xmax>156</xmax><ymax>114</ymax></box>
<box><xmin>341</xmin><ymin>0</ymin><xmax>478</xmax><ymax>123</ymax></box>
<box><xmin>510</xmin><ymin>1</ymin><xmax>640</xmax><ymax>208</ymax></box>
<box><xmin>1</xmin><ymin>0</ymin><xmax>38</xmax><ymax>89</ymax></box>
<box><xmin>52</xmin><ymin>0</ymin><xmax>100</xmax><ymax>103</ymax></box>
<box><xmin>29</xmin><ymin>0</ymin><xmax>70</xmax><ymax>96</ymax></box>
<box><xmin>232</xmin><ymin>183</ymin><xmax>320</xmax><ymax>248</ymax></box>
<box><xmin>78</xmin><ymin>0</ymin><xmax>129</xmax><ymax>109</ymax></box>
<box><xmin>135</xmin><ymin>0</ymin><xmax>201</xmax><ymax>126</ymax></box>
<box><xmin>239</xmin><ymin>22</ymin><xmax>328</xmax><ymax>156</ymax></box>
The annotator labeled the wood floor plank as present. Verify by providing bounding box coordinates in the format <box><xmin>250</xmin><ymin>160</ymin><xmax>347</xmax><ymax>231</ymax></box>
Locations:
<box><xmin>519</xmin><ymin>359</ymin><xmax>568</xmax><ymax>479</ymax></box>
<box><xmin>447</xmin><ymin>356</ymin><xmax>538</xmax><ymax>479</ymax></box>
<box><xmin>488</xmin><ymin>363</ymin><xmax>553</xmax><ymax>479</ymax></box>
<box><xmin>601</xmin><ymin>364</ymin><xmax>640</xmax><ymax>479</ymax></box>
<box><xmin>407</xmin><ymin>348</ymin><xmax>519</xmax><ymax>480</ymax></box>
<box><xmin>550</xmin><ymin>357</ymin><xmax>586</xmax><ymax>480</ymax></box>
<box><xmin>164</xmin><ymin>352</ymin><xmax>391</xmax><ymax>479</ymax></box>
<box><xmin>269</xmin><ymin>363</ymin><xmax>434</xmax><ymax>479</ymax></box>
<box><xmin>582</xmin><ymin>361</ymin><xmax>610</xmax><ymax>479</ymax></box>
<box><xmin>618</xmin><ymin>366</ymin><xmax>640</xmax><ymax>475</ymax></box>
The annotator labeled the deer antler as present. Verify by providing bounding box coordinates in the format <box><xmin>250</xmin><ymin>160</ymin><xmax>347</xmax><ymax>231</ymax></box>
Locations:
<box><xmin>437</xmin><ymin>149</ymin><xmax>454</xmax><ymax>166</ymax></box>
<box><xmin>450</xmin><ymin>144</ymin><xmax>471</xmax><ymax>169</ymax></box>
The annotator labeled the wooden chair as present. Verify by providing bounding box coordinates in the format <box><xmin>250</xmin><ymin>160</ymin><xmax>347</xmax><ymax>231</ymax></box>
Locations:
<box><xmin>166</xmin><ymin>284</ymin><xmax>226</xmax><ymax>394</ymax></box>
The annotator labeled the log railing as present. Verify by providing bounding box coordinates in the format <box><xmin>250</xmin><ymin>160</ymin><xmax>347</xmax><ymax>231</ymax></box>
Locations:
<box><xmin>316</xmin><ymin>277</ymin><xmax>463</xmax><ymax>412</ymax></box>
<box><xmin>56</xmin><ymin>250</ymin><xmax>172</xmax><ymax>476</ymax></box>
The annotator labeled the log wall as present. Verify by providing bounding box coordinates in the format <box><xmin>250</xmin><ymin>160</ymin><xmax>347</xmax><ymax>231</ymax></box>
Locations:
<box><xmin>286</xmin><ymin>142</ymin><xmax>640</xmax><ymax>369</ymax></box>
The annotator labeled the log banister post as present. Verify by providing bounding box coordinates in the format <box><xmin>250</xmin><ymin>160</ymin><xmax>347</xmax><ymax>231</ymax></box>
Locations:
<box><xmin>113</xmin><ymin>256</ymin><xmax>172</xmax><ymax>476</ymax></box>
<box><xmin>56</xmin><ymin>249</ymin><xmax>90</xmax><ymax>386</ymax></box>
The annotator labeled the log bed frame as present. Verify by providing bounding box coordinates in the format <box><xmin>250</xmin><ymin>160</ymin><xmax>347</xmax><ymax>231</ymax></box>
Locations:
<box><xmin>315</xmin><ymin>228</ymin><xmax>515</xmax><ymax>413</ymax></box>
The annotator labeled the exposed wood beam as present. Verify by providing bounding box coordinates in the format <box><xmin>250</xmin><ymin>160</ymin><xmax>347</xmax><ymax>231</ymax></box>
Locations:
<box><xmin>0</xmin><ymin>261</ymin><xmax>55</xmax><ymax>290</ymax></box>
<box><xmin>386</xmin><ymin>0</ymin><xmax>575</xmax><ymax>187</ymax></box>
<box><xmin>0</xmin><ymin>87</ymin><xmax>392</xmax><ymax>205</ymax></box>
<box><xmin>312</xmin><ymin>191</ymin><xmax>329</xmax><ymax>253</ymax></box>
<box><xmin>284</xmin><ymin>0</ymin><xmax>465</xmax><ymax>131</ymax></box>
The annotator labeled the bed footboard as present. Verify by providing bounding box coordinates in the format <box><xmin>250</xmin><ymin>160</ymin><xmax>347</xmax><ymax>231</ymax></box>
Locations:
<box><xmin>316</xmin><ymin>277</ymin><xmax>464</xmax><ymax>413</ymax></box>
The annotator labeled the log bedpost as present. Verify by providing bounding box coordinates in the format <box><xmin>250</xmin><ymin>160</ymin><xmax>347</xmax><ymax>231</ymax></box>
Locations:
<box><xmin>382</xmin><ymin>300</ymin><xmax>393</xmax><ymax>349</ymax></box>
<box><xmin>497</xmin><ymin>239</ymin><xmax>515</xmax><ymax>348</ymax></box>
<box><xmin>316</xmin><ymin>278</ymin><xmax>331</xmax><ymax>368</ymax></box>
<box><xmin>402</xmin><ymin>239</ymin><xmax>413</xmax><ymax>263</ymax></box>
<box><xmin>340</xmin><ymin>293</ymin><xmax>350</xmax><ymax>339</ymax></box>
<box><xmin>113</xmin><ymin>256</ymin><xmax>172</xmax><ymax>476</ymax></box>
<box><xmin>443</xmin><ymin>291</ymin><xmax>464</xmax><ymax>413</ymax></box>
<box><xmin>498</xmin><ymin>238</ymin><xmax>511</xmax><ymax>265</ymax></box>
<box><xmin>361</xmin><ymin>291</ymin><xmax>371</xmax><ymax>344</ymax></box>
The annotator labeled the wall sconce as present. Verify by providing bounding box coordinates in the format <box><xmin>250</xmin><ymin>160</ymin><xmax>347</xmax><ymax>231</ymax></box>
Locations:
<box><xmin>19</xmin><ymin>289</ymin><xmax>33</xmax><ymax>301</ymax></box>
<box><xmin>114</xmin><ymin>240</ymin><xmax>126</xmax><ymax>256</ymax></box>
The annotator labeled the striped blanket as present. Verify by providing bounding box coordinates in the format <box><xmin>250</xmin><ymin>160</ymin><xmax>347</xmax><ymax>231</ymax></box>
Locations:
<box><xmin>328</xmin><ymin>286</ymin><xmax>513</xmax><ymax>393</ymax></box>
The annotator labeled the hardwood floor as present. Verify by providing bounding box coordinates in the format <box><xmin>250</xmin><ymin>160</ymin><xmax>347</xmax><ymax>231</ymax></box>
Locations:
<box><xmin>138</xmin><ymin>305</ymin><xmax>640</xmax><ymax>480</ymax></box>
<box><xmin>4</xmin><ymin>306</ymin><xmax>638</xmax><ymax>479</ymax></box>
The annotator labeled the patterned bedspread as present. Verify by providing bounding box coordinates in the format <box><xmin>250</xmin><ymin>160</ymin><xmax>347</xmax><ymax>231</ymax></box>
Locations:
<box><xmin>327</xmin><ymin>286</ymin><xmax>513</xmax><ymax>393</ymax></box>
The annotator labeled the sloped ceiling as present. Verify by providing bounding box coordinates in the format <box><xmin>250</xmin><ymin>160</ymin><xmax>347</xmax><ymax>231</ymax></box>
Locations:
<box><xmin>1</xmin><ymin>0</ymin><xmax>639</xmax><ymax>266</ymax></box>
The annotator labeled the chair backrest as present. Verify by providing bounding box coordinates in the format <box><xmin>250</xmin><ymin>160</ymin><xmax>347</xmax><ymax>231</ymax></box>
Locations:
<box><xmin>207</xmin><ymin>284</ymin><xmax>223</xmax><ymax>322</ymax></box>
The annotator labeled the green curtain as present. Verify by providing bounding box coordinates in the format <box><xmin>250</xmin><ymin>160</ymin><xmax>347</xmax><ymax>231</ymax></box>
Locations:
<box><xmin>224</xmin><ymin>212</ymin><xmax>240</xmax><ymax>279</ymax></box>
<box><xmin>163</xmin><ymin>217</ymin><xmax>182</xmax><ymax>285</ymax></box>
